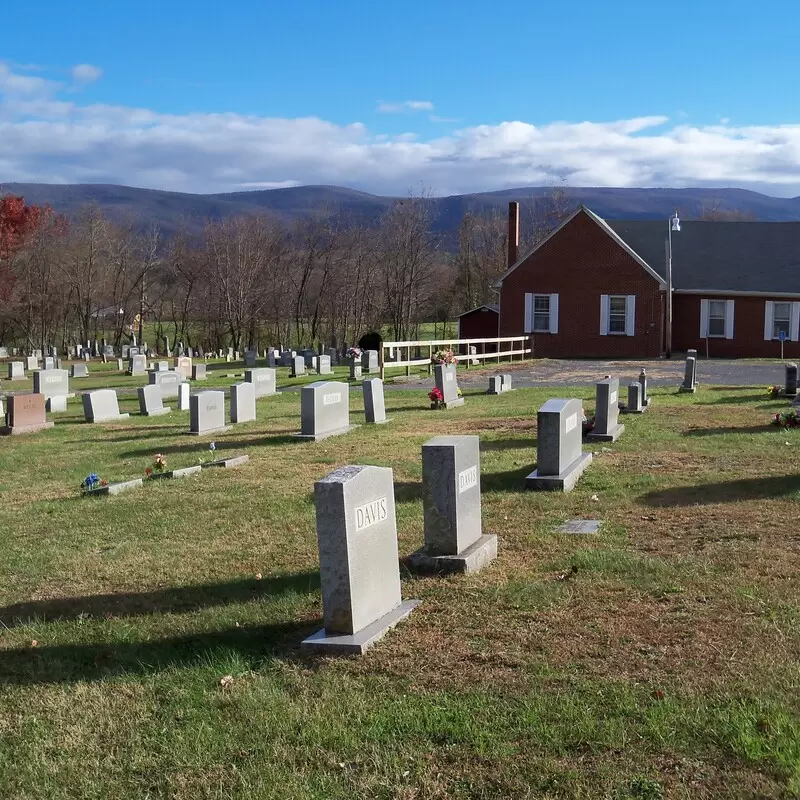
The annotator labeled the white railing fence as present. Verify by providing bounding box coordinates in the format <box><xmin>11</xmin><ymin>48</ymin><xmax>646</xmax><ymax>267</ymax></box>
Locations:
<box><xmin>379</xmin><ymin>335</ymin><xmax>533</xmax><ymax>379</ymax></box>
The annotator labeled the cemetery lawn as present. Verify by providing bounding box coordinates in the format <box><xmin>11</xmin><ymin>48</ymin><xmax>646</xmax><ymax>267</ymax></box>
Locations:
<box><xmin>0</xmin><ymin>381</ymin><xmax>798</xmax><ymax>799</ymax></box>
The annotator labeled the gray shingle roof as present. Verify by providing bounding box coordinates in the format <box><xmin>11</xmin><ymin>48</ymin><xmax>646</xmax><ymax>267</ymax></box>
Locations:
<box><xmin>457</xmin><ymin>304</ymin><xmax>499</xmax><ymax>317</ymax></box>
<box><xmin>606</xmin><ymin>219</ymin><xmax>800</xmax><ymax>293</ymax></box>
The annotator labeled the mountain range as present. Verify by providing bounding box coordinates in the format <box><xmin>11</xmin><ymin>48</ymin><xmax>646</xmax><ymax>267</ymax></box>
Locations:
<box><xmin>4</xmin><ymin>182</ymin><xmax>800</xmax><ymax>240</ymax></box>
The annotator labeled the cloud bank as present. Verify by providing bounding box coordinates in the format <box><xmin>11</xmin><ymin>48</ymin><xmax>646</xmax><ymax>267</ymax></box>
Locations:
<box><xmin>2</xmin><ymin>64</ymin><xmax>800</xmax><ymax>196</ymax></box>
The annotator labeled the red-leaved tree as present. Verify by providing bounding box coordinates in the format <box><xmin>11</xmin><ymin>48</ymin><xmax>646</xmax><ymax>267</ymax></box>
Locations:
<box><xmin>0</xmin><ymin>196</ymin><xmax>42</xmax><ymax>304</ymax></box>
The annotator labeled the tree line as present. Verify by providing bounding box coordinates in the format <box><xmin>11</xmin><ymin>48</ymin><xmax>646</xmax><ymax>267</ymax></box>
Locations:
<box><xmin>0</xmin><ymin>187</ymin><xmax>573</xmax><ymax>354</ymax></box>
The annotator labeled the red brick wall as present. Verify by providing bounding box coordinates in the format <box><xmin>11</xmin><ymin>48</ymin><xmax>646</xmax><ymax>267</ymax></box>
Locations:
<box><xmin>673</xmin><ymin>294</ymin><xmax>800</xmax><ymax>358</ymax></box>
<box><xmin>498</xmin><ymin>210</ymin><xmax>665</xmax><ymax>358</ymax></box>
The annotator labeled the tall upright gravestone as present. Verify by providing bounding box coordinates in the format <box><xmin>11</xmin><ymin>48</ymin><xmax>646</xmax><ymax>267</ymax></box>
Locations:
<box><xmin>129</xmin><ymin>355</ymin><xmax>147</xmax><ymax>376</ymax></box>
<box><xmin>0</xmin><ymin>394</ymin><xmax>53</xmax><ymax>435</ymax></box>
<box><xmin>7</xmin><ymin>361</ymin><xmax>24</xmax><ymax>381</ymax></box>
<box><xmin>785</xmin><ymin>363</ymin><xmax>798</xmax><ymax>397</ymax></box>
<box><xmin>295</xmin><ymin>381</ymin><xmax>355</xmax><ymax>441</ymax></box>
<box><xmin>138</xmin><ymin>384</ymin><xmax>171</xmax><ymax>416</ymax></box>
<box><xmin>149</xmin><ymin>370</ymin><xmax>181</xmax><ymax>399</ymax></box>
<box><xmin>363</xmin><ymin>378</ymin><xmax>388</xmax><ymax>424</ymax></box>
<box><xmin>586</xmin><ymin>378</ymin><xmax>625</xmax><ymax>442</ymax></box>
<box><xmin>190</xmin><ymin>391</ymin><xmax>230</xmax><ymax>436</ymax></box>
<box><xmin>525</xmin><ymin>398</ymin><xmax>593</xmax><ymax>491</ymax></box>
<box><xmin>434</xmin><ymin>364</ymin><xmax>464</xmax><ymax>409</ymax></box>
<box><xmin>245</xmin><ymin>368</ymin><xmax>277</xmax><ymax>398</ymax></box>
<box><xmin>410</xmin><ymin>435</ymin><xmax>497</xmax><ymax>574</ymax></box>
<box><xmin>301</xmin><ymin>465</ymin><xmax>419</xmax><ymax>654</ymax></box>
<box><xmin>291</xmin><ymin>356</ymin><xmax>306</xmax><ymax>377</ymax></box>
<box><xmin>679</xmin><ymin>357</ymin><xmax>697</xmax><ymax>393</ymax></box>
<box><xmin>82</xmin><ymin>389</ymin><xmax>130</xmax><ymax>423</ymax></box>
<box><xmin>230</xmin><ymin>382</ymin><xmax>256</xmax><ymax>423</ymax></box>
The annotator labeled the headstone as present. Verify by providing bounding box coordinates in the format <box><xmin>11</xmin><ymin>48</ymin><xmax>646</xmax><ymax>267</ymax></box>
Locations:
<box><xmin>363</xmin><ymin>378</ymin><xmax>388</xmax><ymax>424</ymax></box>
<box><xmin>302</xmin><ymin>349</ymin><xmax>317</xmax><ymax>367</ymax></box>
<box><xmin>33</xmin><ymin>369</ymin><xmax>70</xmax><ymax>400</ymax></box>
<box><xmin>153</xmin><ymin>360</ymin><xmax>169</xmax><ymax>372</ymax></box>
<box><xmin>25</xmin><ymin>356</ymin><xmax>37</xmax><ymax>371</ymax></box>
<box><xmin>174</xmin><ymin>356</ymin><xmax>192</xmax><ymax>380</ymax></box>
<box><xmin>525</xmin><ymin>398</ymin><xmax>593</xmax><ymax>492</ymax></box>
<box><xmin>190</xmin><ymin>390</ymin><xmax>230</xmax><ymax>436</ymax></box>
<box><xmin>408</xmin><ymin>435</ymin><xmax>497</xmax><ymax>574</ymax></box>
<box><xmin>487</xmin><ymin>375</ymin><xmax>503</xmax><ymax>395</ymax></box>
<box><xmin>231</xmin><ymin>382</ymin><xmax>256</xmax><ymax>423</ymax></box>
<box><xmin>245</xmin><ymin>367</ymin><xmax>277</xmax><ymax>398</ymax></box>
<box><xmin>314</xmin><ymin>355</ymin><xmax>332</xmax><ymax>375</ymax></box>
<box><xmin>117</xmin><ymin>358</ymin><xmax>123</xmax><ymax>371</ymax></box>
<box><xmin>434</xmin><ymin>364</ymin><xmax>464</xmax><ymax>409</ymax></box>
<box><xmin>301</xmin><ymin>465</ymin><xmax>419</xmax><ymax>654</ymax></box>
<box><xmin>361</xmin><ymin>350</ymin><xmax>379</xmax><ymax>374</ymax></box>
<box><xmin>785</xmin><ymin>363</ymin><xmax>798</xmax><ymax>397</ymax></box>
<box><xmin>0</xmin><ymin>394</ymin><xmax>54</xmax><ymax>435</ymax></box>
<box><xmin>82</xmin><ymin>389</ymin><xmax>129</xmax><ymax>423</ymax></box>
<box><xmin>639</xmin><ymin>369</ymin><xmax>649</xmax><ymax>406</ymax></box>
<box><xmin>586</xmin><ymin>378</ymin><xmax>625</xmax><ymax>442</ymax></box>
<box><xmin>33</xmin><ymin>349</ymin><xmax>43</xmax><ymax>359</ymax></box>
<box><xmin>43</xmin><ymin>356</ymin><xmax>54</xmax><ymax>370</ymax></box>
<box><xmin>501</xmin><ymin>374</ymin><xmax>513</xmax><ymax>392</ymax></box>
<box><xmin>234</xmin><ymin>350</ymin><xmax>240</xmax><ymax>361</ymax></box>
<box><xmin>7</xmin><ymin>361</ymin><xmax>24</xmax><ymax>381</ymax></box>
<box><xmin>122</xmin><ymin>345</ymin><xmax>130</xmax><ymax>359</ymax></box>
<box><xmin>47</xmin><ymin>395</ymin><xmax>68</xmax><ymax>413</ymax></box>
<box><xmin>129</xmin><ymin>354</ymin><xmax>147</xmax><ymax>376</ymax></box>
<box><xmin>267</xmin><ymin>351</ymin><xmax>277</xmax><ymax>368</ymax></box>
<box><xmin>70</xmin><ymin>363</ymin><xmax>89</xmax><ymax>378</ymax></box>
<box><xmin>103</xmin><ymin>344</ymin><xmax>114</xmax><ymax>357</ymax></box>
<box><xmin>148</xmin><ymin>370</ymin><xmax>181</xmax><ymax>399</ymax></box>
<box><xmin>175</xmin><ymin>382</ymin><xmax>189</xmax><ymax>411</ymax></box>
<box><xmin>83</xmin><ymin>351</ymin><xmax>91</xmax><ymax>362</ymax></box>
<box><xmin>138</xmin><ymin>384</ymin><xmax>172</xmax><ymax>416</ymax></box>
<box><xmin>679</xmin><ymin>357</ymin><xmax>697</xmax><ymax>393</ymax></box>
<box><xmin>687</xmin><ymin>349</ymin><xmax>698</xmax><ymax>387</ymax></box>
<box><xmin>625</xmin><ymin>383</ymin><xmax>644</xmax><ymax>413</ymax></box>
<box><xmin>296</xmin><ymin>381</ymin><xmax>354</xmax><ymax>441</ymax></box>
<box><xmin>291</xmin><ymin>355</ymin><xmax>306</xmax><ymax>377</ymax></box>
<box><xmin>349</xmin><ymin>361</ymin><xmax>362</xmax><ymax>380</ymax></box>
<box><xmin>244</xmin><ymin>350</ymin><xmax>258</xmax><ymax>368</ymax></box>
<box><xmin>191</xmin><ymin>364</ymin><xmax>207</xmax><ymax>381</ymax></box>
<box><xmin>326</xmin><ymin>347</ymin><xmax>338</xmax><ymax>366</ymax></box>
<box><xmin>0</xmin><ymin>346</ymin><xmax>7</xmax><ymax>358</ymax></box>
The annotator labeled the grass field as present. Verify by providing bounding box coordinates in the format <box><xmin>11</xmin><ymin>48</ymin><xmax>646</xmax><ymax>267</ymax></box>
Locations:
<box><xmin>0</xmin><ymin>369</ymin><xmax>798</xmax><ymax>798</ymax></box>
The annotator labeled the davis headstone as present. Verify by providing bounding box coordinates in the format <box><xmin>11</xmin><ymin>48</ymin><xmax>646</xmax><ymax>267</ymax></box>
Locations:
<box><xmin>149</xmin><ymin>370</ymin><xmax>181</xmax><ymax>399</ymax></box>
<box><xmin>525</xmin><ymin>398</ymin><xmax>593</xmax><ymax>492</ymax></box>
<box><xmin>363</xmin><ymin>377</ymin><xmax>388</xmax><ymax>424</ymax></box>
<box><xmin>301</xmin><ymin>464</ymin><xmax>419</xmax><ymax>654</ymax></box>
<box><xmin>138</xmin><ymin>384</ymin><xmax>171</xmax><ymax>416</ymax></box>
<box><xmin>410</xmin><ymin>435</ymin><xmax>497</xmax><ymax>574</ymax></box>
<box><xmin>586</xmin><ymin>378</ymin><xmax>625</xmax><ymax>442</ymax></box>
<box><xmin>190</xmin><ymin>390</ymin><xmax>230</xmax><ymax>436</ymax></box>
<box><xmin>231</xmin><ymin>381</ymin><xmax>256</xmax><ymax>423</ymax></box>
<box><xmin>1</xmin><ymin>394</ymin><xmax>53</xmax><ymax>435</ymax></box>
<box><xmin>434</xmin><ymin>364</ymin><xmax>464</xmax><ymax>409</ymax></box>
<box><xmin>82</xmin><ymin>389</ymin><xmax>129</xmax><ymax>423</ymax></box>
<box><xmin>245</xmin><ymin>367</ymin><xmax>277</xmax><ymax>398</ymax></box>
<box><xmin>296</xmin><ymin>381</ymin><xmax>354</xmax><ymax>441</ymax></box>
<box><xmin>8</xmin><ymin>361</ymin><xmax>24</xmax><ymax>380</ymax></box>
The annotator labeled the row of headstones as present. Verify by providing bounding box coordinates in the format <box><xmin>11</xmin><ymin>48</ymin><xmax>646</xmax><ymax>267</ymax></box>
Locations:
<box><xmin>303</xmin><ymin>434</ymin><xmax>497</xmax><ymax>653</ymax></box>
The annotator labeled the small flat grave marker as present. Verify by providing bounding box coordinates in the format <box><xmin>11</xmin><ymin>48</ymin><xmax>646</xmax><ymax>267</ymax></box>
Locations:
<box><xmin>556</xmin><ymin>519</ymin><xmax>603</xmax><ymax>535</ymax></box>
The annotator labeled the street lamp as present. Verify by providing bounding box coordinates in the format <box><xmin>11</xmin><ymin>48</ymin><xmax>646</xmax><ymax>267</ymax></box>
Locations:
<box><xmin>665</xmin><ymin>210</ymin><xmax>680</xmax><ymax>358</ymax></box>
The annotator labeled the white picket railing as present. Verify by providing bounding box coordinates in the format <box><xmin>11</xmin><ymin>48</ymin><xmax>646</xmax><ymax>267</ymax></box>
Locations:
<box><xmin>379</xmin><ymin>335</ymin><xmax>533</xmax><ymax>379</ymax></box>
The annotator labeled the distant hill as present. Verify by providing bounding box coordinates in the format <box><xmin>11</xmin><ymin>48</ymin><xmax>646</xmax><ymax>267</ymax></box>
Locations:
<box><xmin>3</xmin><ymin>182</ymin><xmax>800</xmax><ymax>241</ymax></box>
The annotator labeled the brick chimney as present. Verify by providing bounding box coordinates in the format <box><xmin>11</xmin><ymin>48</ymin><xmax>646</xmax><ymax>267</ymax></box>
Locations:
<box><xmin>507</xmin><ymin>201</ymin><xmax>519</xmax><ymax>268</ymax></box>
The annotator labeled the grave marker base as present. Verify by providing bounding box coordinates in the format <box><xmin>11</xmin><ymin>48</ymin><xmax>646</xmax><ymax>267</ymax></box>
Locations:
<box><xmin>301</xmin><ymin>599</ymin><xmax>420</xmax><ymax>655</ymax></box>
<box><xmin>88</xmin><ymin>413</ymin><xmax>130</xmax><ymax>424</ymax></box>
<box><xmin>442</xmin><ymin>397</ymin><xmax>465</xmax><ymax>409</ymax></box>
<box><xmin>293</xmin><ymin>424</ymin><xmax>359</xmax><ymax>442</ymax></box>
<box><xmin>0</xmin><ymin>421</ymin><xmax>54</xmax><ymax>436</ymax></box>
<box><xmin>586</xmin><ymin>422</ymin><xmax>625</xmax><ymax>442</ymax></box>
<box><xmin>141</xmin><ymin>407</ymin><xmax>172</xmax><ymax>417</ymax></box>
<box><xmin>621</xmin><ymin>405</ymin><xmax>647</xmax><ymax>415</ymax></box>
<box><xmin>202</xmin><ymin>455</ymin><xmax>249</xmax><ymax>469</ymax></box>
<box><xmin>149</xmin><ymin>465</ymin><xmax>202</xmax><ymax>480</ymax></box>
<box><xmin>409</xmin><ymin>534</ymin><xmax>498</xmax><ymax>575</ymax></box>
<box><xmin>678</xmin><ymin>386</ymin><xmax>696</xmax><ymax>394</ymax></box>
<box><xmin>525</xmin><ymin>451</ymin><xmax>593</xmax><ymax>492</ymax></box>
<box><xmin>188</xmin><ymin>425</ymin><xmax>232</xmax><ymax>437</ymax></box>
<box><xmin>84</xmin><ymin>478</ymin><xmax>143</xmax><ymax>496</ymax></box>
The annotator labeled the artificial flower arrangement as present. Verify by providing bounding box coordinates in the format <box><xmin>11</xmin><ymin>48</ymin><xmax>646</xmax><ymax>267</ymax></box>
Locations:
<box><xmin>145</xmin><ymin>453</ymin><xmax>167</xmax><ymax>478</ymax></box>
<box><xmin>772</xmin><ymin>410</ymin><xmax>800</xmax><ymax>428</ymax></box>
<box><xmin>582</xmin><ymin>414</ymin><xmax>596</xmax><ymax>435</ymax></box>
<box><xmin>428</xmin><ymin>387</ymin><xmax>444</xmax><ymax>409</ymax></box>
<box><xmin>346</xmin><ymin>346</ymin><xmax>362</xmax><ymax>361</ymax></box>
<box><xmin>767</xmin><ymin>385</ymin><xmax>782</xmax><ymax>399</ymax></box>
<box><xmin>431</xmin><ymin>348</ymin><xmax>458</xmax><ymax>366</ymax></box>
<box><xmin>80</xmin><ymin>473</ymin><xmax>108</xmax><ymax>494</ymax></box>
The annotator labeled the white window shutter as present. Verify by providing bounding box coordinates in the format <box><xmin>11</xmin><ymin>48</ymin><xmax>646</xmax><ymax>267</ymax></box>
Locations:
<box><xmin>700</xmin><ymin>299</ymin><xmax>710</xmax><ymax>338</ymax></box>
<box><xmin>523</xmin><ymin>293</ymin><xmax>532</xmax><ymax>334</ymax></box>
<box><xmin>549</xmin><ymin>294</ymin><xmax>559</xmax><ymax>334</ymax></box>
<box><xmin>764</xmin><ymin>301</ymin><xmax>774</xmax><ymax>341</ymax></box>
<box><xmin>600</xmin><ymin>295</ymin><xmax>610</xmax><ymax>336</ymax></box>
<box><xmin>725</xmin><ymin>299</ymin><xmax>735</xmax><ymax>339</ymax></box>
<box><xmin>791</xmin><ymin>303</ymin><xmax>800</xmax><ymax>342</ymax></box>
<box><xmin>625</xmin><ymin>294</ymin><xmax>636</xmax><ymax>336</ymax></box>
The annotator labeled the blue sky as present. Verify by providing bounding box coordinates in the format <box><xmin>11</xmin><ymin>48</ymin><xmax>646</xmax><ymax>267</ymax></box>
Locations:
<box><xmin>2</xmin><ymin>0</ymin><xmax>800</xmax><ymax>195</ymax></box>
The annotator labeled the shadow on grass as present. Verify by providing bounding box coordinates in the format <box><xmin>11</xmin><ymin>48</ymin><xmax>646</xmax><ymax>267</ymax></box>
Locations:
<box><xmin>479</xmin><ymin>438</ymin><xmax>536</xmax><ymax>452</ymax></box>
<box><xmin>683</xmin><ymin>425</ymin><xmax>773</xmax><ymax>437</ymax></box>
<box><xmin>481</xmin><ymin>464</ymin><xmax>534</xmax><ymax>492</ymax></box>
<box><xmin>698</xmin><ymin>395</ymin><xmax>782</xmax><ymax>407</ymax></box>
<box><xmin>643</xmin><ymin>474</ymin><xmax>800</xmax><ymax>506</ymax></box>
<box><xmin>0</xmin><ymin>572</ymin><xmax>320</xmax><ymax>629</ymax></box>
<box><xmin>0</xmin><ymin>619</ymin><xmax>321</xmax><ymax>685</ymax></box>
<box><xmin>393</xmin><ymin>481</ymin><xmax>423</xmax><ymax>503</ymax></box>
<box><xmin>117</xmin><ymin>434</ymin><xmax>298</xmax><ymax>457</ymax></box>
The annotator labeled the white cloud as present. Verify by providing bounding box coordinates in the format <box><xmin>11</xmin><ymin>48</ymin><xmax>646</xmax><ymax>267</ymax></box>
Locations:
<box><xmin>71</xmin><ymin>64</ymin><xmax>103</xmax><ymax>84</ymax></box>
<box><xmin>2</xmin><ymin>64</ymin><xmax>800</xmax><ymax>196</ymax></box>
<box><xmin>377</xmin><ymin>100</ymin><xmax>434</xmax><ymax>113</ymax></box>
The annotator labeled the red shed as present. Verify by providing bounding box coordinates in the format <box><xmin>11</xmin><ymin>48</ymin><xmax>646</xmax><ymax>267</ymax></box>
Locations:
<box><xmin>456</xmin><ymin>304</ymin><xmax>500</xmax><ymax>340</ymax></box>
